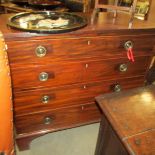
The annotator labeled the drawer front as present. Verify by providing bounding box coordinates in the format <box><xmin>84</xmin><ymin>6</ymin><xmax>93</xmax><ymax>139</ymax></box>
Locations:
<box><xmin>11</xmin><ymin>57</ymin><xmax>150</xmax><ymax>91</ymax></box>
<box><xmin>15</xmin><ymin>103</ymin><xmax>101</xmax><ymax>135</ymax></box>
<box><xmin>7</xmin><ymin>35</ymin><xmax>155</xmax><ymax>65</ymax></box>
<box><xmin>14</xmin><ymin>76</ymin><xmax>145</xmax><ymax>116</ymax></box>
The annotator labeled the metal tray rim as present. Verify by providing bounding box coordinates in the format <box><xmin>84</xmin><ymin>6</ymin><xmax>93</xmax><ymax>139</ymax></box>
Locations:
<box><xmin>7</xmin><ymin>11</ymin><xmax>88</xmax><ymax>34</ymax></box>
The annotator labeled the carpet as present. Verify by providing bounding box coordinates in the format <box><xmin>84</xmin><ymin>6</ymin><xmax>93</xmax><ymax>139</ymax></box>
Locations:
<box><xmin>16</xmin><ymin>123</ymin><xmax>100</xmax><ymax>155</ymax></box>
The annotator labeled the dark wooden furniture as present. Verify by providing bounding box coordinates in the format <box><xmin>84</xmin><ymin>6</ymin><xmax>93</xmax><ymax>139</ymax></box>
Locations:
<box><xmin>95</xmin><ymin>85</ymin><xmax>155</xmax><ymax>155</ymax></box>
<box><xmin>0</xmin><ymin>9</ymin><xmax>155</xmax><ymax>150</ymax></box>
<box><xmin>0</xmin><ymin>2</ymin><xmax>68</xmax><ymax>13</ymax></box>
<box><xmin>93</xmin><ymin>0</ymin><xmax>138</xmax><ymax>19</ymax></box>
<box><xmin>0</xmin><ymin>3</ymin><xmax>34</xmax><ymax>13</ymax></box>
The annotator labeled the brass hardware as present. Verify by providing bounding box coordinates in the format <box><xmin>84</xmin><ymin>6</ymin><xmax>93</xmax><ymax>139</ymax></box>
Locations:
<box><xmin>119</xmin><ymin>64</ymin><xmax>128</xmax><ymax>72</ymax></box>
<box><xmin>41</xmin><ymin>95</ymin><xmax>50</xmax><ymax>104</ymax></box>
<box><xmin>134</xmin><ymin>138</ymin><xmax>141</xmax><ymax>146</ymax></box>
<box><xmin>113</xmin><ymin>84</ymin><xmax>121</xmax><ymax>92</ymax></box>
<box><xmin>44</xmin><ymin>117</ymin><xmax>53</xmax><ymax>125</ymax></box>
<box><xmin>124</xmin><ymin>41</ymin><xmax>133</xmax><ymax>50</ymax></box>
<box><xmin>149</xmin><ymin>56</ymin><xmax>155</xmax><ymax>69</ymax></box>
<box><xmin>35</xmin><ymin>45</ymin><xmax>47</xmax><ymax>57</ymax></box>
<box><xmin>39</xmin><ymin>72</ymin><xmax>49</xmax><ymax>81</ymax></box>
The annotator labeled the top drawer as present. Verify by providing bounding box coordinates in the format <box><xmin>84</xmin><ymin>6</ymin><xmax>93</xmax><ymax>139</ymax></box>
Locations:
<box><xmin>7</xmin><ymin>35</ymin><xmax>155</xmax><ymax>65</ymax></box>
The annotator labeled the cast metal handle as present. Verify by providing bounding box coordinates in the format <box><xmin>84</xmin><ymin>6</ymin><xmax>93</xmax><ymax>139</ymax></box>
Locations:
<box><xmin>113</xmin><ymin>84</ymin><xmax>121</xmax><ymax>92</ymax></box>
<box><xmin>41</xmin><ymin>95</ymin><xmax>50</xmax><ymax>104</ymax></box>
<box><xmin>44</xmin><ymin>117</ymin><xmax>53</xmax><ymax>125</ymax></box>
<box><xmin>35</xmin><ymin>46</ymin><xmax>47</xmax><ymax>57</ymax></box>
<box><xmin>124</xmin><ymin>41</ymin><xmax>133</xmax><ymax>50</ymax></box>
<box><xmin>39</xmin><ymin>72</ymin><xmax>49</xmax><ymax>81</ymax></box>
<box><xmin>119</xmin><ymin>64</ymin><xmax>128</xmax><ymax>72</ymax></box>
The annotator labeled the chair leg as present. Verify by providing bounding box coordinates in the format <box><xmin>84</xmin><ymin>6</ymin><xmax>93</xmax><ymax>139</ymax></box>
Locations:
<box><xmin>91</xmin><ymin>8</ymin><xmax>99</xmax><ymax>24</ymax></box>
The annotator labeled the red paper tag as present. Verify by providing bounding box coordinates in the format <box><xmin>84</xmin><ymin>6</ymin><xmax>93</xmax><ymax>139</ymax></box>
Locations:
<box><xmin>127</xmin><ymin>48</ymin><xmax>134</xmax><ymax>62</ymax></box>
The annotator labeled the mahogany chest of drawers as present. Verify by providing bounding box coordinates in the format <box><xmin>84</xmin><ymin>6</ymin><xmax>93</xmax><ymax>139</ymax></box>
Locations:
<box><xmin>6</xmin><ymin>35</ymin><xmax>154</xmax><ymax>150</ymax></box>
<box><xmin>1</xmin><ymin>12</ymin><xmax>155</xmax><ymax>151</ymax></box>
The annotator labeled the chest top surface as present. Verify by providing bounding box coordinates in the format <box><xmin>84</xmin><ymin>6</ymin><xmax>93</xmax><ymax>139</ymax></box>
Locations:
<box><xmin>1</xmin><ymin>1</ymin><xmax>155</xmax><ymax>41</ymax></box>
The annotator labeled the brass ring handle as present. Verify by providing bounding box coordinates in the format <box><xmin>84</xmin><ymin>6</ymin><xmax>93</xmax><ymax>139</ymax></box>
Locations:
<box><xmin>113</xmin><ymin>84</ymin><xmax>121</xmax><ymax>92</ymax></box>
<box><xmin>119</xmin><ymin>64</ymin><xmax>128</xmax><ymax>72</ymax></box>
<box><xmin>41</xmin><ymin>95</ymin><xmax>50</xmax><ymax>104</ymax></box>
<box><xmin>44</xmin><ymin>117</ymin><xmax>53</xmax><ymax>125</ymax></box>
<box><xmin>39</xmin><ymin>72</ymin><xmax>49</xmax><ymax>81</ymax></box>
<box><xmin>35</xmin><ymin>45</ymin><xmax>47</xmax><ymax>57</ymax></box>
<box><xmin>124</xmin><ymin>41</ymin><xmax>133</xmax><ymax>50</ymax></box>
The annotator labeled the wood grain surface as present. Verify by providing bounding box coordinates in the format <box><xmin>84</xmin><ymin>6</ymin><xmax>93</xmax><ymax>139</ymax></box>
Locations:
<box><xmin>13</xmin><ymin>76</ymin><xmax>145</xmax><ymax>116</ymax></box>
<box><xmin>96</xmin><ymin>85</ymin><xmax>155</xmax><ymax>155</ymax></box>
<box><xmin>11</xmin><ymin>57</ymin><xmax>150</xmax><ymax>91</ymax></box>
<box><xmin>1</xmin><ymin>11</ymin><xmax>155</xmax><ymax>150</ymax></box>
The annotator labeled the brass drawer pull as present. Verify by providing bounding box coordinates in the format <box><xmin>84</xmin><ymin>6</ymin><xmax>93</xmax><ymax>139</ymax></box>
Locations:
<box><xmin>39</xmin><ymin>72</ymin><xmax>49</xmax><ymax>81</ymax></box>
<box><xmin>35</xmin><ymin>45</ymin><xmax>47</xmax><ymax>57</ymax></box>
<box><xmin>119</xmin><ymin>64</ymin><xmax>128</xmax><ymax>72</ymax></box>
<box><xmin>44</xmin><ymin>117</ymin><xmax>53</xmax><ymax>125</ymax></box>
<box><xmin>113</xmin><ymin>84</ymin><xmax>121</xmax><ymax>92</ymax></box>
<box><xmin>124</xmin><ymin>41</ymin><xmax>133</xmax><ymax>50</ymax></box>
<box><xmin>41</xmin><ymin>95</ymin><xmax>50</xmax><ymax>104</ymax></box>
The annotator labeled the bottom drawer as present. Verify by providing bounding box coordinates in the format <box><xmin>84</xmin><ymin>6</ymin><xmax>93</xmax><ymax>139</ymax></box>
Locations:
<box><xmin>15</xmin><ymin>103</ymin><xmax>101</xmax><ymax>135</ymax></box>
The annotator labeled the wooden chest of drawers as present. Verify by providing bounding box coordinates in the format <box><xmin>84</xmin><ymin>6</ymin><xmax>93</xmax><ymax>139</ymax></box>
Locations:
<box><xmin>1</xmin><ymin>12</ymin><xmax>155</xmax><ymax>151</ymax></box>
<box><xmin>6</xmin><ymin>35</ymin><xmax>154</xmax><ymax>150</ymax></box>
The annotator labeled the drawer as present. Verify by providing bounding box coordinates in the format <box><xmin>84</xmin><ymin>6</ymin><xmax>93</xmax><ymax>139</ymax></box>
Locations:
<box><xmin>14</xmin><ymin>76</ymin><xmax>145</xmax><ymax>116</ymax></box>
<box><xmin>7</xmin><ymin>35</ymin><xmax>155</xmax><ymax>65</ymax></box>
<box><xmin>15</xmin><ymin>103</ymin><xmax>101</xmax><ymax>135</ymax></box>
<box><xmin>11</xmin><ymin>56</ymin><xmax>150</xmax><ymax>91</ymax></box>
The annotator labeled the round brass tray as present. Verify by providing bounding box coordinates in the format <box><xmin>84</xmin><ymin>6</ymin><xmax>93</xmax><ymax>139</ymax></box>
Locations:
<box><xmin>7</xmin><ymin>12</ymin><xmax>87</xmax><ymax>34</ymax></box>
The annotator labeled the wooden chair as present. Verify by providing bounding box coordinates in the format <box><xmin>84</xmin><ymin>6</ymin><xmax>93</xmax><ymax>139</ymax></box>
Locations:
<box><xmin>92</xmin><ymin>0</ymin><xmax>138</xmax><ymax>26</ymax></box>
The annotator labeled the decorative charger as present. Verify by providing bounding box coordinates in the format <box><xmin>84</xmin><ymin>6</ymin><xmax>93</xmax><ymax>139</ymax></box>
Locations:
<box><xmin>7</xmin><ymin>11</ymin><xmax>87</xmax><ymax>33</ymax></box>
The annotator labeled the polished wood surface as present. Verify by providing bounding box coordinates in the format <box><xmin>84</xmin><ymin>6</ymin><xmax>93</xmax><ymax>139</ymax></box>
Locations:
<box><xmin>0</xmin><ymin>9</ymin><xmax>155</xmax><ymax>150</ymax></box>
<box><xmin>6</xmin><ymin>35</ymin><xmax>155</xmax><ymax>65</ymax></box>
<box><xmin>15</xmin><ymin>103</ymin><xmax>100</xmax><ymax>135</ymax></box>
<box><xmin>95</xmin><ymin>85</ymin><xmax>155</xmax><ymax>155</ymax></box>
<box><xmin>11</xmin><ymin>57</ymin><xmax>150</xmax><ymax>91</ymax></box>
<box><xmin>0</xmin><ymin>7</ymin><xmax>155</xmax><ymax>40</ymax></box>
<box><xmin>14</xmin><ymin>76</ymin><xmax>145</xmax><ymax>116</ymax></box>
<box><xmin>16</xmin><ymin>103</ymin><xmax>100</xmax><ymax>150</ymax></box>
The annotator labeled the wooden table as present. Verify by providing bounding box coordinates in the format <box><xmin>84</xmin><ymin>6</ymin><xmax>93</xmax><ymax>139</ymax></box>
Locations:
<box><xmin>0</xmin><ymin>3</ymin><xmax>34</xmax><ymax>13</ymax></box>
<box><xmin>95</xmin><ymin>85</ymin><xmax>155</xmax><ymax>155</ymax></box>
